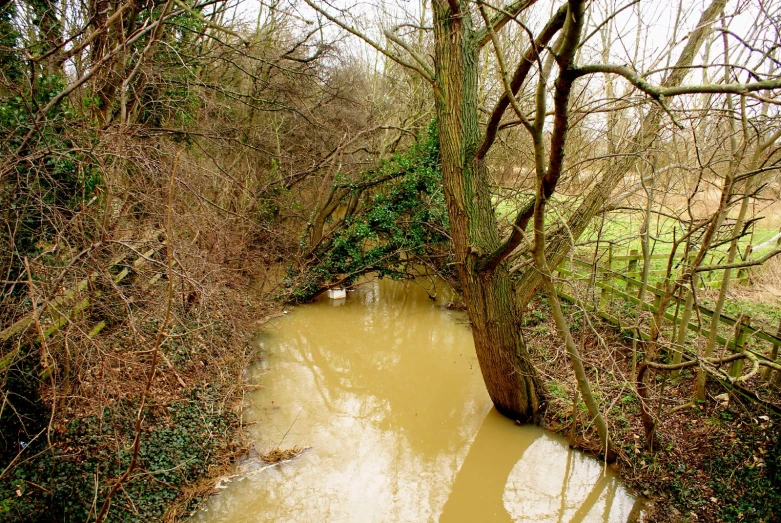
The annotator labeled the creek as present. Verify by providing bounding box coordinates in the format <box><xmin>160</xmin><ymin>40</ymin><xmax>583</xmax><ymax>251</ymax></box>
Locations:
<box><xmin>192</xmin><ymin>280</ymin><xmax>642</xmax><ymax>522</ymax></box>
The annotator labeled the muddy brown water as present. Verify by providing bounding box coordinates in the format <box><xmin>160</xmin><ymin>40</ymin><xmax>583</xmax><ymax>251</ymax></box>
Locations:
<box><xmin>192</xmin><ymin>280</ymin><xmax>643</xmax><ymax>522</ymax></box>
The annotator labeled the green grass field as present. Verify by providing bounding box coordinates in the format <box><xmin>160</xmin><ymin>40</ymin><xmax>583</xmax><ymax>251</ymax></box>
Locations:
<box><xmin>493</xmin><ymin>188</ymin><xmax>781</xmax><ymax>329</ymax></box>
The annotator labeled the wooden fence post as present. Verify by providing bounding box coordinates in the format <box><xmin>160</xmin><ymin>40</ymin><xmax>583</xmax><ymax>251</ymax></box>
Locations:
<box><xmin>626</xmin><ymin>249</ymin><xmax>639</xmax><ymax>295</ymax></box>
<box><xmin>729</xmin><ymin>314</ymin><xmax>751</xmax><ymax>378</ymax></box>
<box><xmin>737</xmin><ymin>244</ymin><xmax>752</xmax><ymax>284</ymax></box>
<box><xmin>762</xmin><ymin>319</ymin><xmax>781</xmax><ymax>384</ymax></box>
<box><xmin>672</xmin><ymin>271</ymin><xmax>699</xmax><ymax>378</ymax></box>
<box><xmin>598</xmin><ymin>244</ymin><xmax>614</xmax><ymax>312</ymax></box>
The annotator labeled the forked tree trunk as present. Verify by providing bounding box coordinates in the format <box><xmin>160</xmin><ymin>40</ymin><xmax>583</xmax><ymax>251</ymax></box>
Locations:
<box><xmin>432</xmin><ymin>1</ymin><xmax>543</xmax><ymax>421</ymax></box>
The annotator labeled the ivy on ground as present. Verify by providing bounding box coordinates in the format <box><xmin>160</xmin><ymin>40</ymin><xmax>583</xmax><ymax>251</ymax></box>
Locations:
<box><xmin>0</xmin><ymin>385</ymin><xmax>239</xmax><ymax>522</ymax></box>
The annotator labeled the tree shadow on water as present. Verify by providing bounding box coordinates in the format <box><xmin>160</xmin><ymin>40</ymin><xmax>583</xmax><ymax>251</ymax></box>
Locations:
<box><xmin>439</xmin><ymin>408</ymin><xmax>529</xmax><ymax>523</ymax></box>
<box><xmin>439</xmin><ymin>408</ymin><xmax>639</xmax><ymax>523</ymax></box>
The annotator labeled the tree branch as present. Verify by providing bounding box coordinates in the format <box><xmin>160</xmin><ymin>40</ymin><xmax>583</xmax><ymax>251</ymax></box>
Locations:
<box><xmin>478</xmin><ymin>3</ymin><xmax>533</xmax><ymax>133</ymax></box>
<box><xmin>694</xmin><ymin>248</ymin><xmax>781</xmax><ymax>273</ymax></box>
<box><xmin>544</xmin><ymin>0</ymin><xmax>586</xmax><ymax>197</ymax></box>
<box><xmin>303</xmin><ymin>0</ymin><xmax>434</xmax><ymax>84</ymax></box>
<box><xmin>473</xmin><ymin>0</ymin><xmax>538</xmax><ymax>49</ymax></box>
<box><xmin>383</xmin><ymin>29</ymin><xmax>435</xmax><ymax>80</ymax></box>
<box><xmin>477</xmin><ymin>4</ymin><xmax>568</xmax><ymax>159</ymax></box>
<box><xmin>573</xmin><ymin>63</ymin><xmax>781</xmax><ymax>99</ymax></box>
<box><xmin>477</xmin><ymin>1</ymin><xmax>582</xmax><ymax>274</ymax></box>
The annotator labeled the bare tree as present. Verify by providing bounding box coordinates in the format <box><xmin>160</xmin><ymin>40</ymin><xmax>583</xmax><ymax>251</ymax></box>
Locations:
<box><xmin>301</xmin><ymin>1</ymin><xmax>781</xmax><ymax>452</ymax></box>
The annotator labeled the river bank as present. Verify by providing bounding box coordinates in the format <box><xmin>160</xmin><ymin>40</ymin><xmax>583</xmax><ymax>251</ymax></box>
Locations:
<box><xmin>18</xmin><ymin>272</ymin><xmax>770</xmax><ymax>522</ymax></box>
<box><xmin>527</xmin><ymin>296</ymin><xmax>780</xmax><ymax>523</ymax></box>
<box><xmin>0</xmin><ymin>249</ymin><xmax>282</xmax><ymax>522</ymax></box>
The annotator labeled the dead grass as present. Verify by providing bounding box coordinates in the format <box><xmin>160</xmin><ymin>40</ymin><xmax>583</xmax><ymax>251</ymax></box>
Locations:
<box><xmin>743</xmin><ymin>255</ymin><xmax>781</xmax><ymax>306</ymax></box>
<box><xmin>260</xmin><ymin>446</ymin><xmax>307</xmax><ymax>463</ymax></box>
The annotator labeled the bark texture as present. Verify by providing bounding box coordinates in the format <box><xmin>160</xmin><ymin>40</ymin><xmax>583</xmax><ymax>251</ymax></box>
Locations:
<box><xmin>433</xmin><ymin>0</ymin><xmax>543</xmax><ymax>421</ymax></box>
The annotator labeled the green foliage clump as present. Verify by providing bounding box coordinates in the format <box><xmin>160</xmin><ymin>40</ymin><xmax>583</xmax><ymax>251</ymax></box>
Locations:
<box><xmin>134</xmin><ymin>4</ymin><xmax>204</xmax><ymax>127</ymax></box>
<box><xmin>0</xmin><ymin>385</ymin><xmax>239</xmax><ymax>522</ymax></box>
<box><xmin>287</xmin><ymin>122</ymin><xmax>451</xmax><ymax>301</ymax></box>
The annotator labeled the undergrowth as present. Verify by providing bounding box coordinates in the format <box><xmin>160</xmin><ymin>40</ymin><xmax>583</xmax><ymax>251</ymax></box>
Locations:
<box><xmin>530</xmin><ymin>295</ymin><xmax>781</xmax><ymax>523</ymax></box>
<box><xmin>0</xmin><ymin>386</ymin><xmax>240</xmax><ymax>522</ymax></box>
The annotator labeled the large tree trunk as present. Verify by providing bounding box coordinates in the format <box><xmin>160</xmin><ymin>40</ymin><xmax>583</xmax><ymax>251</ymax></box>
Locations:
<box><xmin>433</xmin><ymin>1</ymin><xmax>543</xmax><ymax>422</ymax></box>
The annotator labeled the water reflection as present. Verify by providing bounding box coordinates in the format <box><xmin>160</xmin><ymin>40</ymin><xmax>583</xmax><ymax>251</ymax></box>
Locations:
<box><xmin>192</xmin><ymin>280</ymin><xmax>640</xmax><ymax>523</ymax></box>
